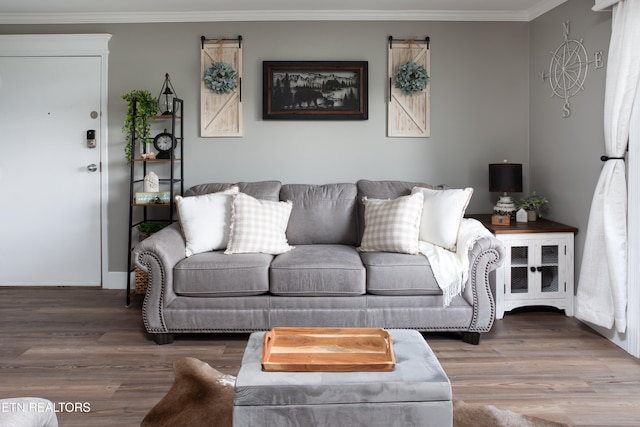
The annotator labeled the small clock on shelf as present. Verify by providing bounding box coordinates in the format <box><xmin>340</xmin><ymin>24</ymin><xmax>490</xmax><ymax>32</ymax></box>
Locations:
<box><xmin>153</xmin><ymin>129</ymin><xmax>176</xmax><ymax>159</ymax></box>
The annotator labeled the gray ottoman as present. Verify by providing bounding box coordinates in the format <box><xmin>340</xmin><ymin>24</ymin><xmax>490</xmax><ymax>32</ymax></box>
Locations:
<box><xmin>233</xmin><ymin>329</ymin><xmax>452</xmax><ymax>427</ymax></box>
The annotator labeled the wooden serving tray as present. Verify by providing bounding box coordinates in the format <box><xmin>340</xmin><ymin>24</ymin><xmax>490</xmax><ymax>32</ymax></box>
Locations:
<box><xmin>261</xmin><ymin>327</ymin><xmax>395</xmax><ymax>372</ymax></box>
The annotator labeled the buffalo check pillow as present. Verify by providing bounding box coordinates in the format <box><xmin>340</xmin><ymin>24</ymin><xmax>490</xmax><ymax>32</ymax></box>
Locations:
<box><xmin>225</xmin><ymin>192</ymin><xmax>294</xmax><ymax>255</ymax></box>
<box><xmin>175</xmin><ymin>185</ymin><xmax>239</xmax><ymax>257</ymax></box>
<box><xmin>358</xmin><ymin>192</ymin><xmax>424</xmax><ymax>254</ymax></box>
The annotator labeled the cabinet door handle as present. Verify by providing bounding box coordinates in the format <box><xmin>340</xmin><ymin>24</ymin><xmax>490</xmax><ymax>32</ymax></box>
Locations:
<box><xmin>530</xmin><ymin>266</ymin><xmax>536</xmax><ymax>273</ymax></box>
<box><xmin>537</xmin><ymin>266</ymin><xmax>543</xmax><ymax>272</ymax></box>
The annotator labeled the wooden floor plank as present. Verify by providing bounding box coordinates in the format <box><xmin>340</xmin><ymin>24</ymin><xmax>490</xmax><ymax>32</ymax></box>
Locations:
<box><xmin>0</xmin><ymin>287</ymin><xmax>639</xmax><ymax>426</ymax></box>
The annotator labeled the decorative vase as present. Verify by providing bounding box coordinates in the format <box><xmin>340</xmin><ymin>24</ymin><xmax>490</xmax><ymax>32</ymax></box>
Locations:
<box><xmin>527</xmin><ymin>210</ymin><xmax>537</xmax><ymax>221</ymax></box>
<box><xmin>493</xmin><ymin>196</ymin><xmax>518</xmax><ymax>219</ymax></box>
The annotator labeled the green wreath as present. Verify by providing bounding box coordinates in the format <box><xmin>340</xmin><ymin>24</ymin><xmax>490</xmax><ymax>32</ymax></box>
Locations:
<box><xmin>203</xmin><ymin>61</ymin><xmax>238</xmax><ymax>94</ymax></box>
<box><xmin>395</xmin><ymin>60</ymin><xmax>429</xmax><ymax>95</ymax></box>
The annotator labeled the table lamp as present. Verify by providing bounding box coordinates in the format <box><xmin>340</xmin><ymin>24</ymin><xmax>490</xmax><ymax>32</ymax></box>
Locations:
<box><xmin>489</xmin><ymin>161</ymin><xmax>522</xmax><ymax>219</ymax></box>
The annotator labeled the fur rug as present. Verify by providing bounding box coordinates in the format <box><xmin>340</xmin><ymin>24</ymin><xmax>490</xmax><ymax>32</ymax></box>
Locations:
<box><xmin>453</xmin><ymin>399</ymin><xmax>569</xmax><ymax>427</ymax></box>
<box><xmin>143</xmin><ymin>357</ymin><xmax>569</xmax><ymax>427</ymax></box>
<box><xmin>141</xmin><ymin>357</ymin><xmax>235</xmax><ymax>427</ymax></box>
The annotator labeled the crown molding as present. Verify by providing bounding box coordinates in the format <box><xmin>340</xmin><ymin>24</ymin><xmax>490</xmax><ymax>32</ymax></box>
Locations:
<box><xmin>527</xmin><ymin>0</ymin><xmax>568</xmax><ymax>20</ymax></box>
<box><xmin>592</xmin><ymin>0</ymin><xmax>618</xmax><ymax>11</ymax></box>
<box><xmin>0</xmin><ymin>34</ymin><xmax>111</xmax><ymax>55</ymax></box>
<box><xmin>0</xmin><ymin>6</ymin><xmax>566</xmax><ymax>25</ymax></box>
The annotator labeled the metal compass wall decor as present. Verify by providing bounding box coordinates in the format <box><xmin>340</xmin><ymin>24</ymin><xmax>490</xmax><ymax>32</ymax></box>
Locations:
<box><xmin>539</xmin><ymin>21</ymin><xmax>604</xmax><ymax>118</ymax></box>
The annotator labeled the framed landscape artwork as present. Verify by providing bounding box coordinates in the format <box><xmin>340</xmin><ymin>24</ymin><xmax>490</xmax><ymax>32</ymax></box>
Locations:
<box><xmin>263</xmin><ymin>61</ymin><xmax>368</xmax><ymax>120</ymax></box>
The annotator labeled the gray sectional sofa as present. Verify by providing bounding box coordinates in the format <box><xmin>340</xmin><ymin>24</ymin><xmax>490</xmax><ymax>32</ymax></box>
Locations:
<box><xmin>133</xmin><ymin>180</ymin><xmax>505</xmax><ymax>345</ymax></box>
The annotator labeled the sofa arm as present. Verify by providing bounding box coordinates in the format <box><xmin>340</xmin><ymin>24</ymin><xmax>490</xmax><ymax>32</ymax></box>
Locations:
<box><xmin>462</xmin><ymin>234</ymin><xmax>505</xmax><ymax>332</ymax></box>
<box><xmin>132</xmin><ymin>223</ymin><xmax>186</xmax><ymax>334</ymax></box>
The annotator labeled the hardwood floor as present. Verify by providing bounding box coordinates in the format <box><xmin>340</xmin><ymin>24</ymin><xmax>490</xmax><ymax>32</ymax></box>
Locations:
<box><xmin>0</xmin><ymin>287</ymin><xmax>638</xmax><ymax>426</ymax></box>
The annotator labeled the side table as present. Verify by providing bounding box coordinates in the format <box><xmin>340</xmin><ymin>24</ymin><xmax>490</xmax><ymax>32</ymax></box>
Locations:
<box><xmin>469</xmin><ymin>214</ymin><xmax>578</xmax><ymax>319</ymax></box>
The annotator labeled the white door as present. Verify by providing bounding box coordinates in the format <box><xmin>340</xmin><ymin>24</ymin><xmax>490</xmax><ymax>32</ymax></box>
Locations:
<box><xmin>0</xmin><ymin>56</ymin><xmax>102</xmax><ymax>286</ymax></box>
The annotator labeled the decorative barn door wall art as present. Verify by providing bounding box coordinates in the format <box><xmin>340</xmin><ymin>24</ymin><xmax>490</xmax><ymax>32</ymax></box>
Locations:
<box><xmin>200</xmin><ymin>36</ymin><xmax>243</xmax><ymax>137</ymax></box>
<box><xmin>387</xmin><ymin>37</ymin><xmax>430</xmax><ymax>138</ymax></box>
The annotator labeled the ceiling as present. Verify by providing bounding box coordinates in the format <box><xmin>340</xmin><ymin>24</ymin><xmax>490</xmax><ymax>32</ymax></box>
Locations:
<box><xmin>0</xmin><ymin>0</ymin><xmax>573</xmax><ymax>24</ymax></box>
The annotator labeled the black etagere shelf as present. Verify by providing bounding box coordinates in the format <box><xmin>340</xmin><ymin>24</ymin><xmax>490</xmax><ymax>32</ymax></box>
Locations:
<box><xmin>126</xmin><ymin>98</ymin><xmax>184</xmax><ymax>306</ymax></box>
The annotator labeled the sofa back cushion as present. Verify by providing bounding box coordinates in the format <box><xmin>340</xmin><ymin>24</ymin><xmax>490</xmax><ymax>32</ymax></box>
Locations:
<box><xmin>356</xmin><ymin>180</ymin><xmax>444</xmax><ymax>244</ymax></box>
<box><xmin>281</xmin><ymin>183</ymin><xmax>358</xmax><ymax>245</ymax></box>
<box><xmin>185</xmin><ymin>181</ymin><xmax>282</xmax><ymax>201</ymax></box>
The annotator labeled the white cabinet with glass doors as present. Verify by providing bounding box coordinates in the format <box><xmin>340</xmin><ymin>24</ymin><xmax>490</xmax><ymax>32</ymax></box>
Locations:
<box><xmin>496</xmin><ymin>233</ymin><xmax>575</xmax><ymax>319</ymax></box>
<box><xmin>470</xmin><ymin>215</ymin><xmax>578</xmax><ymax>320</ymax></box>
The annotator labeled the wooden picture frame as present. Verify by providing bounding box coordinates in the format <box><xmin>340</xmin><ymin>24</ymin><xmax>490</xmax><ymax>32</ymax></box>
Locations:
<box><xmin>263</xmin><ymin>61</ymin><xmax>368</xmax><ymax>120</ymax></box>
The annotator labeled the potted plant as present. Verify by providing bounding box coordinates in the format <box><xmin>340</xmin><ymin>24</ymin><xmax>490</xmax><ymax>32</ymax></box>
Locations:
<box><xmin>137</xmin><ymin>221</ymin><xmax>170</xmax><ymax>241</ymax></box>
<box><xmin>121</xmin><ymin>89</ymin><xmax>159</xmax><ymax>164</ymax></box>
<box><xmin>517</xmin><ymin>191</ymin><xmax>549</xmax><ymax>221</ymax></box>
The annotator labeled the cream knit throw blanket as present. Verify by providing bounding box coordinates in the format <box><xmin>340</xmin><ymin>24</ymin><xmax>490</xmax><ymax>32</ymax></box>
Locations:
<box><xmin>419</xmin><ymin>218</ymin><xmax>492</xmax><ymax>306</ymax></box>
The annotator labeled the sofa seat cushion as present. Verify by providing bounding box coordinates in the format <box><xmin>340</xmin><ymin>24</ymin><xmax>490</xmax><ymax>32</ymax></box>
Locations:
<box><xmin>360</xmin><ymin>252</ymin><xmax>442</xmax><ymax>296</ymax></box>
<box><xmin>173</xmin><ymin>252</ymin><xmax>273</xmax><ymax>296</ymax></box>
<box><xmin>270</xmin><ymin>245</ymin><xmax>365</xmax><ymax>296</ymax></box>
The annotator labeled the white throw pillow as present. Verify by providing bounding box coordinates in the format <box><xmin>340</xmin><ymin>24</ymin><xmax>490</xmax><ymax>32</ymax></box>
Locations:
<box><xmin>225</xmin><ymin>192</ymin><xmax>294</xmax><ymax>255</ymax></box>
<box><xmin>175</xmin><ymin>186</ymin><xmax>239</xmax><ymax>257</ymax></box>
<box><xmin>358</xmin><ymin>192</ymin><xmax>424</xmax><ymax>255</ymax></box>
<box><xmin>411</xmin><ymin>186</ymin><xmax>474</xmax><ymax>251</ymax></box>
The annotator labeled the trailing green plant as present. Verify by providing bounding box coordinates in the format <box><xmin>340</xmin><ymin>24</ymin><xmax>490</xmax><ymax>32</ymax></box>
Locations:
<box><xmin>137</xmin><ymin>221</ymin><xmax>170</xmax><ymax>234</ymax></box>
<box><xmin>517</xmin><ymin>191</ymin><xmax>549</xmax><ymax>218</ymax></box>
<box><xmin>121</xmin><ymin>89</ymin><xmax>159</xmax><ymax>164</ymax></box>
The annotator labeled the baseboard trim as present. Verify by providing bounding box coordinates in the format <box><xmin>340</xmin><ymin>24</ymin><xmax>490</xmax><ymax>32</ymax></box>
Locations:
<box><xmin>104</xmin><ymin>271</ymin><xmax>128</xmax><ymax>289</ymax></box>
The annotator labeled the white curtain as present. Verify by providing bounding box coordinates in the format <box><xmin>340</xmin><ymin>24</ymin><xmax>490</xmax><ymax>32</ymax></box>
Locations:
<box><xmin>577</xmin><ymin>0</ymin><xmax>640</xmax><ymax>333</ymax></box>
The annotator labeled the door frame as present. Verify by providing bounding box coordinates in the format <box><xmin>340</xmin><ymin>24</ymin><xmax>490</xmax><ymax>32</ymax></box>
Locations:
<box><xmin>0</xmin><ymin>34</ymin><xmax>112</xmax><ymax>287</ymax></box>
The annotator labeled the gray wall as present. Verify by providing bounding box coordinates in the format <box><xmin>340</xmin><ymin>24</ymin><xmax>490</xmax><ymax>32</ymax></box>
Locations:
<box><xmin>2</xmin><ymin>20</ymin><xmax>530</xmax><ymax>275</ymax></box>
<box><xmin>529</xmin><ymin>0</ymin><xmax>611</xmax><ymax>278</ymax></box>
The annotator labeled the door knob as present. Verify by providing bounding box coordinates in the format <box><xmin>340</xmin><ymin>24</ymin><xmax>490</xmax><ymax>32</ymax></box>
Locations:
<box><xmin>87</xmin><ymin>164</ymin><xmax>98</xmax><ymax>172</ymax></box>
